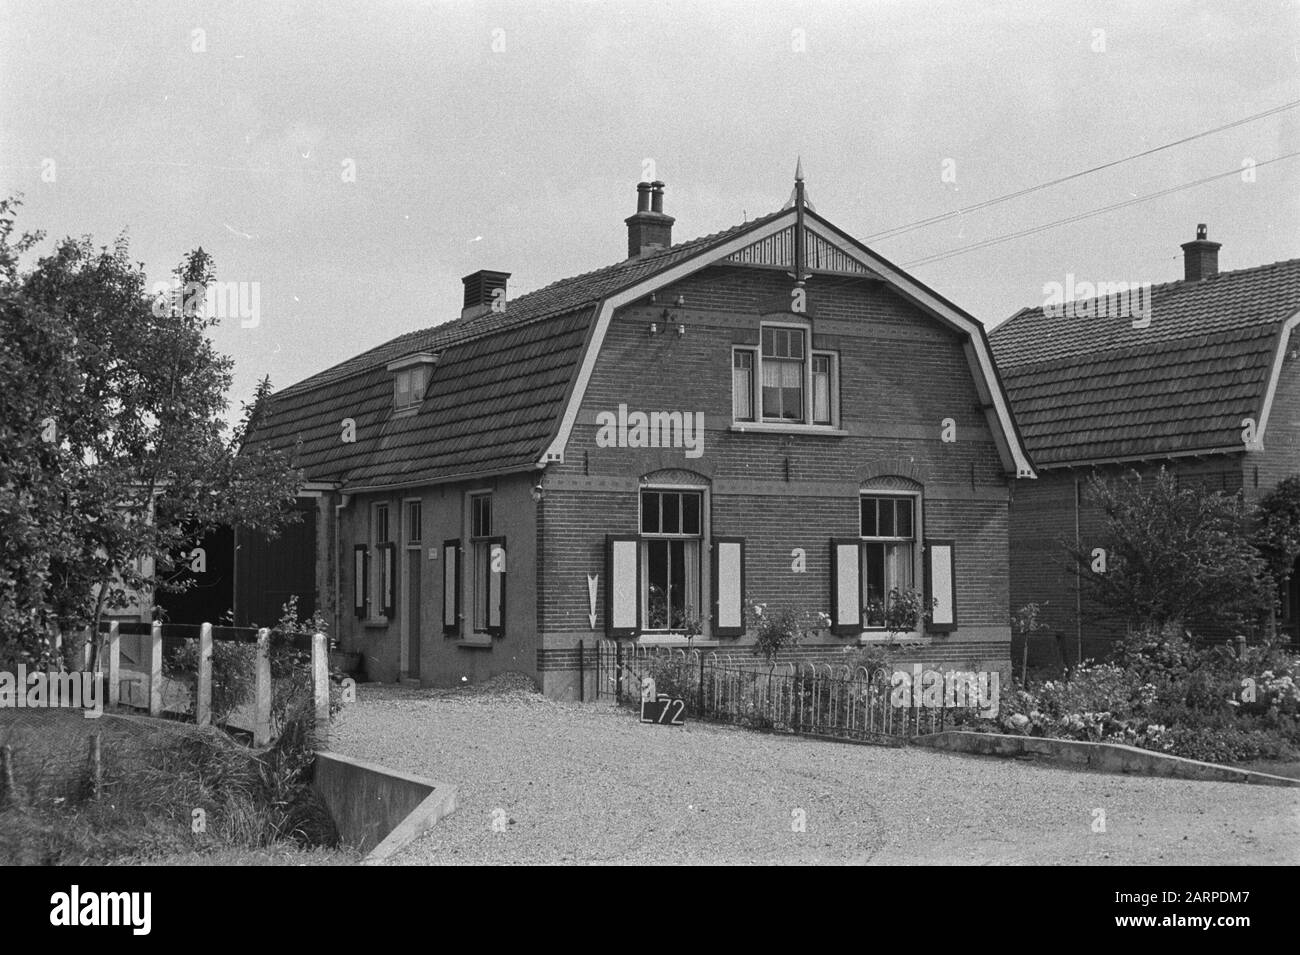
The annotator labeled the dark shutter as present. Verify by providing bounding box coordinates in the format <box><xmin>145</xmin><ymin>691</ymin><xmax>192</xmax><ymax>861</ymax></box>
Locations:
<box><xmin>712</xmin><ymin>537</ymin><xmax>745</xmax><ymax>637</ymax></box>
<box><xmin>379</xmin><ymin>543</ymin><xmax>397</xmax><ymax>619</ymax></box>
<box><xmin>829</xmin><ymin>539</ymin><xmax>862</xmax><ymax>636</ymax></box>
<box><xmin>486</xmin><ymin>536</ymin><xmax>506</xmax><ymax>636</ymax></box>
<box><xmin>924</xmin><ymin>539</ymin><xmax>957</xmax><ymax>633</ymax></box>
<box><xmin>353</xmin><ymin>545</ymin><xmax>368</xmax><ymax>620</ymax></box>
<box><xmin>605</xmin><ymin>535</ymin><xmax>640</xmax><ymax>638</ymax></box>
<box><xmin>442</xmin><ymin>539</ymin><xmax>460</xmax><ymax>635</ymax></box>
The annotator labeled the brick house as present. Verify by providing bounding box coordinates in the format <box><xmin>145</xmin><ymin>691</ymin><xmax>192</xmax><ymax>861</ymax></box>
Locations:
<box><xmin>990</xmin><ymin>228</ymin><xmax>1300</xmax><ymax>663</ymax></box>
<box><xmin>244</xmin><ymin>171</ymin><xmax>1035</xmax><ymax>698</ymax></box>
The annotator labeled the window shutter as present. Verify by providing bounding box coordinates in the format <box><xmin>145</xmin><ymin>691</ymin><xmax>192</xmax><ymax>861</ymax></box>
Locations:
<box><xmin>486</xmin><ymin>536</ymin><xmax>506</xmax><ymax>636</ymax></box>
<box><xmin>830</xmin><ymin>539</ymin><xmax>862</xmax><ymax>635</ymax></box>
<box><xmin>353</xmin><ymin>545</ymin><xmax>369</xmax><ymax>620</ymax></box>
<box><xmin>380</xmin><ymin>543</ymin><xmax>396</xmax><ymax>619</ymax></box>
<box><xmin>925</xmin><ymin>539</ymin><xmax>957</xmax><ymax>632</ymax></box>
<box><xmin>442</xmin><ymin>539</ymin><xmax>460</xmax><ymax>635</ymax></box>
<box><xmin>605</xmin><ymin>535</ymin><xmax>639</xmax><ymax>638</ymax></box>
<box><xmin>712</xmin><ymin>537</ymin><xmax>745</xmax><ymax>637</ymax></box>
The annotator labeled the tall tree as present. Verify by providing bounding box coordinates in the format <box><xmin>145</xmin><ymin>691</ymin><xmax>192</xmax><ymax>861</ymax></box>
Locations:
<box><xmin>0</xmin><ymin>197</ymin><xmax>301</xmax><ymax>666</ymax></box>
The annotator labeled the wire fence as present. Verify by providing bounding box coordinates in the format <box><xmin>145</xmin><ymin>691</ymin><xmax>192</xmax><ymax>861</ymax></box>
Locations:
<box><xmin>595</xmin><ymin>641</ymin><xmax>986</xmax><ymax>744</ymax></box>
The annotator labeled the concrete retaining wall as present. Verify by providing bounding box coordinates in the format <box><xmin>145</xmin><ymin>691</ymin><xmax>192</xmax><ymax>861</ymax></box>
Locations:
<box><xmin>313</xmin><ymin>752</ymin><xmax>457</xmax><ymax>863</ymax></box>
<box><xmin>913</xmin><ymin>731</ymin><xmax>1300</xmax><ymax>787</ymax></box>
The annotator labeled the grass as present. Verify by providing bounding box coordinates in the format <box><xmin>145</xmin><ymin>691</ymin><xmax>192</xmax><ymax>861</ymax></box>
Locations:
<box><xmin>0</xmin><ymin>695</ymin><xmax>346</xmax><ymax>865</ymax></box>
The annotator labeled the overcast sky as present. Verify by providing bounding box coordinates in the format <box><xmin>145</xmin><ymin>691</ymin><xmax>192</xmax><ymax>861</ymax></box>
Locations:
<box><xmin>2</xmin><ymin>0</ymin><xmax>1297</xmax><ymax>417</ymax></box>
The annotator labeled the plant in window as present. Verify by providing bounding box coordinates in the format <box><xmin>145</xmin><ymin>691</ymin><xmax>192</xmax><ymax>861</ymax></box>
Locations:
<box><xmin>863</xmin><ymin>587</ymin><xmax>934</xmax><ymax>646</ymax></box>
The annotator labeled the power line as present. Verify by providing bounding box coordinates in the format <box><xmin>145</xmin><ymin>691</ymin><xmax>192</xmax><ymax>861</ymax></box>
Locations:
<box><xmin>867</xmin><ymin>98</ymin><xmax>1300</xmax><ymax>243</ymax></box>
<box><xmin>901</xmin><ymin>151</ymin><xmax>1300</xmax><ymax>269</ymax></box>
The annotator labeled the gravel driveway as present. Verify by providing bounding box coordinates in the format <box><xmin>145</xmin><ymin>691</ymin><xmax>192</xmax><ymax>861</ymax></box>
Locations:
<box><xmin>331</xmin><ymin>681</ymin><xmax>1300</xmax><ymax>865</ymax></box>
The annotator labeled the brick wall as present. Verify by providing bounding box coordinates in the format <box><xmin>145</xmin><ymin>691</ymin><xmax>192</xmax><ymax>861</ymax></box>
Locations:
<box><xmin>537</xmin><ymin>263</ymin><xmax>1016</xmax><ymax>696</ymax></box>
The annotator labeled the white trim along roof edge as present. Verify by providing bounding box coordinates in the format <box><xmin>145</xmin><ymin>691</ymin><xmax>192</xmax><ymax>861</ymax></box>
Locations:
<box><xmin>538</xmin><ymin>207</ymin><xmax>1037</xmax><ymax>479</ymax></box>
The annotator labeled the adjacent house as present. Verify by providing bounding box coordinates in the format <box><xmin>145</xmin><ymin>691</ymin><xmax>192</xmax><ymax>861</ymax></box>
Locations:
<box><xmin>243</xmin><ymin>170</ymin><xmax>1035</xmax><ymax>698</ymax></box>
<box><xmin>990</xmin><ymin>228</ymin><xmax>1300</xmax><ymax>662</ymax></box>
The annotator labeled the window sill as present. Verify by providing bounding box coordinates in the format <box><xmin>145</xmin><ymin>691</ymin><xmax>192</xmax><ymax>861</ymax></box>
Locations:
<box><xmin>729</xmin><ymin>422</ymin><xmax>846</xmax><ymax>437</ymax></box>
<box><xmin>858</xmin><ymin>632</ymin><xmax>930</xmax><ymax>646</ymax></box>
<box><xmin>456</xmin><ymin>636</ymin><xmax>494</xmax><ymax>649</ymax></box>
<box><xmin>362</xmin><ymin>618</ymin><xmax>390</xmax><ymax>630</ymax></box>
<box><xmin>636</xmin><ymin>635</ymin><xmax>720</xmax><ymax>648</ymax></box>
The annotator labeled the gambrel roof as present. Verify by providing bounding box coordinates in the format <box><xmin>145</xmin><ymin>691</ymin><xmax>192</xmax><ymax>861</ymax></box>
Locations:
<box><xmin>990</xmin><ymin>257</ymin><xmax>1300</xmax><ymax>468</ymax></box>
<box><xmin>246</xmin><ymin>201</ymin><xmax>1035</xmax><ymax>490</ymax></box>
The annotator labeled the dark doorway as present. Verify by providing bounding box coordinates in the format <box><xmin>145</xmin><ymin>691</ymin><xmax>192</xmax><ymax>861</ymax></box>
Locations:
<box><xmin>234</xmin><ymin>500</ymin><xmax>317</xmax><ymax>628</ymax></box>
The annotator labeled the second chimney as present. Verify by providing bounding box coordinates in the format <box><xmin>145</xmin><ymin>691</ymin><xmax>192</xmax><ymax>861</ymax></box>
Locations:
<box><xmin>461</xmin><ymin>269</ymin><xmax>510</xmax><ymax>320</ymax></box>
<box><xmin>1180</xmin><ymin>224</ymin><xmax>1221</xmax><ymax>282</ymax></box>
<box><xmin>625</xmin><ymin>180</ymin><xmax>674</xmax><ymax>258</ymax></box>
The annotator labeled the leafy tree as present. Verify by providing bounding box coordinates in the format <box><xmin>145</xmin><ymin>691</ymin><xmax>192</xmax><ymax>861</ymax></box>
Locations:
<box><xmin>1255</xmin><ymin>476</ymin><xmax>1300</xmax><ymax>598</ymax></box>
<box><xmin>1065</xmin><ymin>468</ymin><xmax>1269</xmax><ymax>638</ymax></box>
<box><xmin>0</xmin><ymin>196</ymin><xmax>302</xmax><ymax>666</ymax></box>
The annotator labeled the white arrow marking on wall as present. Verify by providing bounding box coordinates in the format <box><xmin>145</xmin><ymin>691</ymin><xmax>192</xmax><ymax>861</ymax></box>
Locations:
<box><xmin>587</xmin><ymin>574</ymin><xmax>598</xmax><ymax>630</ymax></box>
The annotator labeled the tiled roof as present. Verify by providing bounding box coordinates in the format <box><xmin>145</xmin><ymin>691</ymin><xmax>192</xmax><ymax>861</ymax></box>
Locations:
<box><xmin>990</xmin><ymin>258</ymin><xmax>1300</xmax><ymax>466</ymax></box>
<box><xmin>248</xmin><ymin>210</ymin><xmax>786</xmax><ymax>488</ymax></box>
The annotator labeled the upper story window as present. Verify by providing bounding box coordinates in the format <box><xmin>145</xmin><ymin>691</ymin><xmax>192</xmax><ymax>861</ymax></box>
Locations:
<box><xmin>732</xmin><ymin>325</ymin><xmax>838</xmax><ymax>428</ymax></box>
<box><xmin>394</xmin><ymin>366</ymin><xmax>427</xmax><ymax>411</ymax></box>
<box><xmin>387</xmin><ymin>352</ymin><xmax>437</xmax><ymax>414</ymax></box>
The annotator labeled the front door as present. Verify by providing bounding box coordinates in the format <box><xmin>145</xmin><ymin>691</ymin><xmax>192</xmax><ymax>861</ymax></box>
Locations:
<box><xmin>407</xmin><ymin>556</ymin><xmax>422</xmax><ymax>678</ymax></box>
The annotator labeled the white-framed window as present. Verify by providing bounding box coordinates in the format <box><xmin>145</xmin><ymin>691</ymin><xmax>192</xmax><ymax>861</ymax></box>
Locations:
<box><xmin>732</xmin><ymin>324</ymin><xmax>838</xmax><ymax>427</ymax></box>
<box><xmin>372</xmin><ymin>502</ymin><xmax>395</xmax><ymax>620</ymax></box>
<box><xmin>639</xmin><ymin>488</ymin><xmax>703</xmax><ymax>632</ymax></box>
<box><xmin>394</xmin><ymin>366</ymin><xmax>428</xmax><ymax>411</ymax></box>
<box><xmin>466</xmin><ymin>493</ymin><xmax>505</xmax><ymax>635</ymax></box>
<box><xmin>732</xmin><ymin>349</ymin><xmax>755</xmax><ymax>422</ymax></box>
<box><xmin>860</xmin><ymin>494</ymin><xmax>918</xmax><ymax>630</ymax></box>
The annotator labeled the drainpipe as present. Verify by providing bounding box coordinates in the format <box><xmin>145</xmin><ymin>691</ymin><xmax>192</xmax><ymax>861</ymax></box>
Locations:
<box><xmin>1074</xmin><ymin>475</ymin><xmax>1082</xmax><ymax>668</ymax></box>
<box><xmin>334</xmin><ymin>493</ymin><xmax>352</xmax><ymax>643</ymax></box>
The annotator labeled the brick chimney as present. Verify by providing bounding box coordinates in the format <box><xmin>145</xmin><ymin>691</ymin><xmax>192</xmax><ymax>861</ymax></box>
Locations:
<box><xmin>1180</xmin><ymin>224</ymin><xmax>1221</xmax><ymax>282</ymax></box>
<box><xmin>461</xmin><ymin>270</ymin><xmax>510</xmax><ymax>320</ymax></box>
<box><xmin>625</xmin><ymin>180</ymin><xmax>674</xmax><ymax>258</ymax></box>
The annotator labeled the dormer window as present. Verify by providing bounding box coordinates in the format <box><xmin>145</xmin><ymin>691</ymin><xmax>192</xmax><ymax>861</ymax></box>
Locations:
<box><xmin>386</xmin><ymin>352</ymin><xmax>437</xmax><ymax>414</ymax></box>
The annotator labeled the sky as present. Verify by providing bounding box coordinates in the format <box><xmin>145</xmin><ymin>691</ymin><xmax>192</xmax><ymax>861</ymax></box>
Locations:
<box><xmin>2</xmin><ymin>0</ymin><xmax>1297</xmax><ymax>421</ymax></box>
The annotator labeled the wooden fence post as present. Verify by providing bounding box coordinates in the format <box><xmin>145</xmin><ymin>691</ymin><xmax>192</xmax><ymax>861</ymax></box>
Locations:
<box><xmin>312</xmin><ymin>631</ymin><xmax>329</xmax><ymax>737</ymax></box>
<box><xmin>107</xmin><ymin>622</ymin><xmax>120</xmax><ymax>707</ymax></box>
<box><xmin>253</xmin><ymin>628</ymin><xmax>271</xmax><ymax>747</ymax></box>
<box><xmin>196</xmin><ymin>622</ymin><xmax>213</xmax><ymax>728</ymax></box>
<box><xmin>148</xmin><ymin>621</ymin><xmax>163</xmax><ymax>717</ymax></box>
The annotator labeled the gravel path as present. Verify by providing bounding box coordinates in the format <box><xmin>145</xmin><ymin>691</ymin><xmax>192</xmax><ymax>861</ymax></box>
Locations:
<box><xmin>331</xmin><ymin>681</ymin><xmax>1300</xmax><ymax>865</ymax></box>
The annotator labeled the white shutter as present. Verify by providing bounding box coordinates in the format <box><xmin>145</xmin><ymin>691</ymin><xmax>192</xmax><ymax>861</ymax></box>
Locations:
<box><xmin>713</xmin><ymin>538</ymin><xmax>745</xmax><ymax>636</ymax></box>
<box><xmin>926</xmin><ymin>539</ymin><xmax>957</xmax><ymax>632</ymax></box>
<box><xmin>830</xmin><ymin>539</ymin><xmax>862</xmax><ymax>635</ymax></box>
<box><xmin>606</xmin><ymin>536</ymin><xmax>639</xmax><ymax>637</ymax></box>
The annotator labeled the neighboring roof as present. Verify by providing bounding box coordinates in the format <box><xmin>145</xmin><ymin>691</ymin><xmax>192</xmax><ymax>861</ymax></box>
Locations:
<box><xmin>248</xmin><ymin>211</ymin><xmax>785</xmax><ymax>489</ymax></box>
<box><xmin>990</xmin><ymin>257</ymin><xmax>1300</xmax><ymax>467</ymax></box>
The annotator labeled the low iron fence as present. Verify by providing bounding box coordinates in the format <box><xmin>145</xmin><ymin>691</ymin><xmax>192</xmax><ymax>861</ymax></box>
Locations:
<box><xmin>595</xmin><ymin>640</ymin><xmax>958</xmax><ymax>745</ymax></box>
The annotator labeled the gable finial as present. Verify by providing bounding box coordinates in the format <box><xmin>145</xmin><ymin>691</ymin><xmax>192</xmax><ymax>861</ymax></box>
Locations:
<box><xmin>795</xmin><ymin>156</ymin><xmax>804</xmax><ymax>182</ymax></box>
